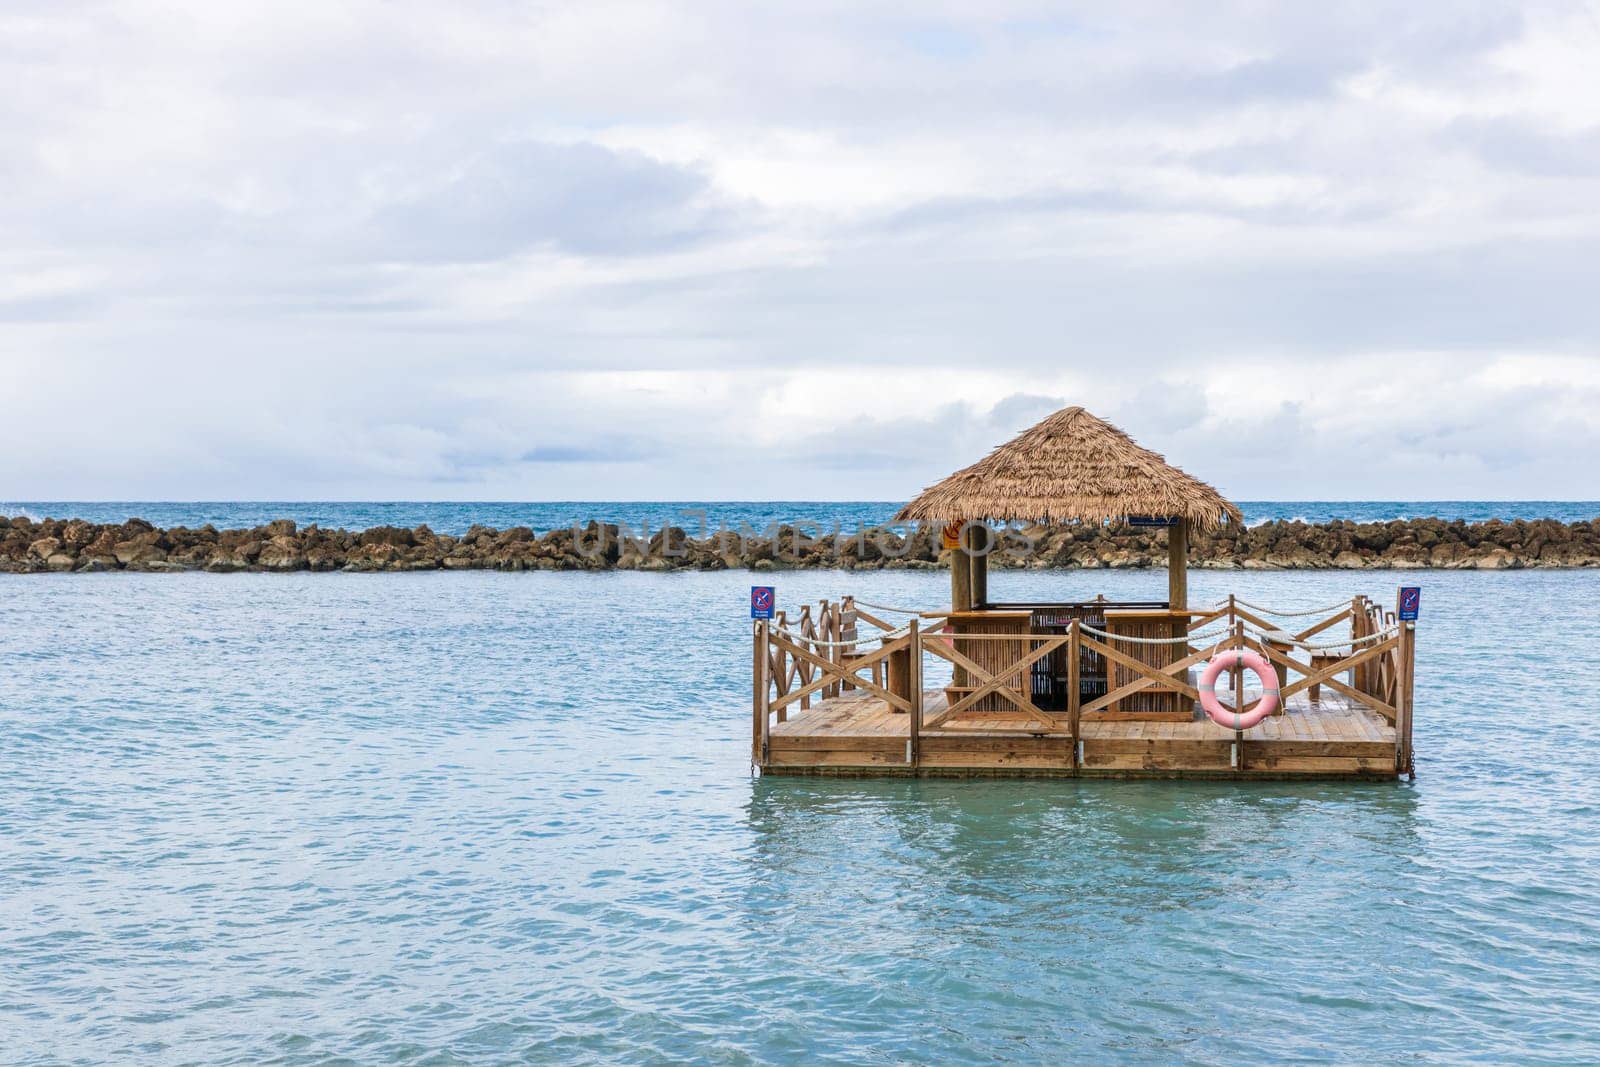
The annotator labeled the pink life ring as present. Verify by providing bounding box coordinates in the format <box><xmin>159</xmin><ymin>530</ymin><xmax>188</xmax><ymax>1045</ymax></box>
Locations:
<box><xmin>1198</xmin><ymin>650</ymin><xmax>1279</xmax><ymax>730</ymax></box>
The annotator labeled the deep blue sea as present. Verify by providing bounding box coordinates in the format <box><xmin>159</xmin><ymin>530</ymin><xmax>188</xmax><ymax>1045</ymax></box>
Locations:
<box><xmin>3</xmin><ymin>521</ymin><xmax>1600</xmax><ymax>1062</ymax></box>
<box><xmin>6</xmin><ymin>499</ymin><xmax>1600</xmax><ymax>535</ymax></box>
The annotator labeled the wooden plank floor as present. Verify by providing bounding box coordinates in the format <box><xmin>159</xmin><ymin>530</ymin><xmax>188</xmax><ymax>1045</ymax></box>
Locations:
<box><xmin>764</xmin><ymin>686</ymin><xmax>1400</xmax><ymax>779</ymax></box>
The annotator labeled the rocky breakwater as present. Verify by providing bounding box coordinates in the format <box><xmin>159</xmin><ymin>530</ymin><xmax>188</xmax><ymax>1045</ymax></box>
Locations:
<box><xmin>3</xmin><ymin>514</ymin><xmax>1599</xmax><ymax>573</ymax></box>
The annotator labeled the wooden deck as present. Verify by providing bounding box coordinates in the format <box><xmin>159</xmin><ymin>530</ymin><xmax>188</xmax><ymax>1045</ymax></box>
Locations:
<box><xmin>763</xmin><ymin>687</ymin><xmax>1400</xmax><ymax>779</ymax></box>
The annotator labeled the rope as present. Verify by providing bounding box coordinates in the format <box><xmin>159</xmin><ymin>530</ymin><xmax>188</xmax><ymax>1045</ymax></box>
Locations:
<box><xmin>769</xmin><ymin>626</ymin><xmax>876</xmax><ymax>648</ymax></box>
<box><xmin>769</xmin><ymin>619</ymin><xmax>1393</xmax><ymax>656</ymax></box>
<box><xmin>1218</xmin><ymin>597</ymin><xmax>1357</xmax><ymax>618</ymax></box>
<box><xmin>1079</xmin><ymin>624</ymin><xmax>1231</xmax><ymax>646</ymax></box>
<box><xmin>1248</xmin><ymin>625</ymin><xmax>1398</xmax><ymax>651</ymax></box>
<box><xmin>769</xmin><ymin>620</ymin><xmax>922</xmax><ymax>647</ymax></box>
<box><xmin>851</xmin><ymin>600</ymin><xmax>926</xmax><ymax>615</ymax></box>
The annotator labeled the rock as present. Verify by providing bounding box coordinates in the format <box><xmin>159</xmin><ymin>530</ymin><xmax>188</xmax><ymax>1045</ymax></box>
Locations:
<box><xmin>306</xmin><ymin>548</ymin><xmax>343</xmax><ymax>572</ymax></box>
<box><xmin>169</xmin><ymin>545</ymin><xmax>213</xmax><ymax>567</ymax></box>
<box><xmin>8</xmin><ymin>512</ymin><xmax>1600</xmax><ymax>574</ymax></box>
<box><xmin>359</xmin><ymin>525</ymin><xmax>414</xmax><ymax>548</ymax></box>
<box><xmin>258</xmin><ymin>536</ymin><xmax>306</xmax><ymax>572</ymax></box>
<box><xmin>61</xmin><ymin>521</ymin><xmax>95</xmax><ymax>547</ymax></box>
<box><xmin>113</xmin><ymin>541</ymin><xmax>166</xmax><ymax>566</ymax></box>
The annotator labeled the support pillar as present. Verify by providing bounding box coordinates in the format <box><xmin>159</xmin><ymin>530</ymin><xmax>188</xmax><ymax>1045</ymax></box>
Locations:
<box><xmin>965</xmin><ymin>521</ymin><xmax>989</xmax><ymax>610</ymax></box>
<box><xmin>1167</xmin><ymin>517</ymin><xmax>1188</xmax><ymax>612</ymax></box>
<box><xmin>949</xmin><ymin>522</ymin><xmax>973</xmax><ymax>612</ymax></box>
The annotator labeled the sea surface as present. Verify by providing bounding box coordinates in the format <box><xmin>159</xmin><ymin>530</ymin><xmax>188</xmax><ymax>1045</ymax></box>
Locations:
<box><xmin>6</xmin><ymin>500</ymin><xmax>1600</xmax><ymax>535</ymax></box>
<box><xmin>3</xmin><ymin>566</ymin><xmax>1599</xmax><ymax>1063</ymax></box>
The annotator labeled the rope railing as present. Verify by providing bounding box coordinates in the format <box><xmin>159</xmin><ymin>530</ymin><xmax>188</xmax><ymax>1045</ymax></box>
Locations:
<box><xmin>1247</xmin><ymin>624</ymin><xmax>1398</xmax><ymax>651</ymax></box>
<box><xmin>851</xmin><ymin>599</ymin><xmax>927</xmax><ymax>615</ymax></box>
<box><xmin>769</xmin><ymin>620</ymin><xmax>920</xmax><ymax>647</ymax></box>
<box><xmin>1078</xmin><ymin>623</ymin><xmax>1231</xmax><ymax>646</ymax></box>
<box><xmin>769</xmin><ymin>620</ymin><xmax>1397</xmax><ymax>672</ymax></box>
<box><xmin>1218</xmin><ymin>597</ymin><xmax>1358</xmax><ymax>618</ymax></box>
<box><xmin>767</xmin><ymin>592</ymin><xmax>1397</xmax><ymax>658</ymax></box>
<box><xmin>777</xmin><ymin>611</ymin><xmax>1387</xmax><ymax>651</ymax></box>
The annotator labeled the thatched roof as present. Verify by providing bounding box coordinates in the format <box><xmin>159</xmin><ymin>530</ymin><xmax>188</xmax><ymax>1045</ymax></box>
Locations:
<box><xmin>895</xmin><ymin>406</ymin><xmax>1241</xmax><ymax>530</ymax></box>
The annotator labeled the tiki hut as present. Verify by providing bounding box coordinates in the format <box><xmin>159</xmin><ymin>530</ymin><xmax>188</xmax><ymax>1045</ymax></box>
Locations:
<box><xmin>896</xmin><ymin>405</ymin><xmax>1240</xmax><ymax>610</ymax></box>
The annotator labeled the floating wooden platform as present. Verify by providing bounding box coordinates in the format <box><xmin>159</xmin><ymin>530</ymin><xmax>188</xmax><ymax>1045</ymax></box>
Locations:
<box><xmin>762</xmin><ymin>687</ymin><xmax>1400</xmax><ymax>779</ymax></box>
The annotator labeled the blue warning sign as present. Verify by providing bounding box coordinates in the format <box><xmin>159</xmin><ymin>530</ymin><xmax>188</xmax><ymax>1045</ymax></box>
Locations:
<box><xmin>1398</xmin><ymin>586</ymin><xmax>1420</xmax><ymax>621</ymax></box>
<box><xmin>751</xmin><ymin>586</ymin><xmax>775</xmax><ymax>619</ymax></box>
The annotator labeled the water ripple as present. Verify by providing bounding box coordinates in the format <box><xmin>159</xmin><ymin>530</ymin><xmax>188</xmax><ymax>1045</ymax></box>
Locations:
<box><xmin>2</xmin><ymin>569</ymin><xmax>1598</xmax><ymax>1063</ymax></box>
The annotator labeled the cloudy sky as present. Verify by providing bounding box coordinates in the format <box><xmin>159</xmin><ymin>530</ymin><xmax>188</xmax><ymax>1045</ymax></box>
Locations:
<box><xmin>4</xmin><ymin>1</ymin><xmax>1600</xmax><ymax>501</ymax></box>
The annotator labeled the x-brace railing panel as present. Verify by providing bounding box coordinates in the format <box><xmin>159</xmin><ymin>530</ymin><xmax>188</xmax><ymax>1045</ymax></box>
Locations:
<box><xmin>768</xmin><ymin>631</ymin><xmax>913</xmax><ymax>714</ymax></box>
<box><xmin>1078</xmin><ymin>632</ymin><xmax>1228</xmax><ymax>715</ymax></box>
<box><xmin>920</xmin><ymin>634</ymin><xmax>1066</xmax><ymax>731</ymax></box>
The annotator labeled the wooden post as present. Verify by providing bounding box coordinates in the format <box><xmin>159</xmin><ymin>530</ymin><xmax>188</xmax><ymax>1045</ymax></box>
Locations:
<box><xmin>840</xmin><ymin>596</ymin><xmax>857</xmax><ymax>693</ymax></box>
<box><xmin>908</xmin><ymin>620</ymin><xmax>921</xmax><ymax>767</ymax></box>
<box><xmin>1264</xmin><ymin>632</ymin><xmax>1291</xmax><ymax>715</ymax></box>
<box><xmin>796</xmin><ymin>604</ymin><xmax>813</xmax><ymax>712</ymax></box>
<box><xmin>1396</xmin><ymin>620</ymin><xmax>1413</xmax><ymax>775</ymax></box>
<box><xmin>1233</xmin><ymin>617</ymin><xmax>1245</xmax><ymax>772</ymax></box>
<box><xmin>950</xmin><ymin>523</ymin><xmax>973</xmax><ymax>612</ymax></box>
<box><xmin>1068</xmin><ymin>619</ymin><xmax>1081</xmax><ymax>771</ymax></box>
<box><xmin>769</xmin><ymin>610</ymin><xmax>788</xmax><ymax>723</ymax></box>
<box><xmin>821</xmin><ymin>599</ymin><xmax>837</xmax><ymax>699</ymax></box>
<box><xmin>1226</xmin><ymin>593</ymin><xmax>1240</xmax><ymax>721</ymax></box>
<box><xmin>966</xmin><ymin>521</ymin><xmax>989</xmax><ymax>610</ymax></box>
<box><xmin>753</xmin><ymin>619</ymin><xmax>769</xmax><ymax>767</ymax></box>
<box><xmin>1396</xmin><ymin>586</ymin><xmax>1416</xmax><ymax>777</ymax></box>
<box><xmin>886</xmin><ymin>638</ymin><xmax>911</xmax><ymax>708</ymax></box>
<box><xmin>1167</xmin><ymin>517</ymin><xmax>1188</xmax><ymax>611</ymax></box>
<box><xmin>1350</xmin><ymin>596</ymin><xmax>1366</xmax><ymax>694</ymax></box>
<box><xmin>947</xmin><ymin>521</ymin><xmax>972</xmax><ymax>694</ymax></box>
<box><xmin>1405</xmin><ymin>621</ymin><xmax>1416</xmax><ymax>778</ymax></box>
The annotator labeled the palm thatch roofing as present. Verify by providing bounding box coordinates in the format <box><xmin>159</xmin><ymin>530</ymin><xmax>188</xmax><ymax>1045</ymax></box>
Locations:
<box><xmin>895</xmin><ymin>406</ymin><xmax>1241</xmax><ymax>530</ymax></box>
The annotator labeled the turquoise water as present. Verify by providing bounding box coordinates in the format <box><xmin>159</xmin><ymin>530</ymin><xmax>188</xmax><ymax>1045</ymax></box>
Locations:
<box><xmin>6</xmin><ymin>499</ymin><xmax>1600</xmax><ymax>535</ymax></box>
<box><xmin>3</xmin><ymin>567</ymin><xmax>1599</xmax><ymax>1063</ymax></box>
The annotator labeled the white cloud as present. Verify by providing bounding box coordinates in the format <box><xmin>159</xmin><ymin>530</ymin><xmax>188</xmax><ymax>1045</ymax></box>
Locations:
<box><xmin>3</xmin><ymin>0</ymin><xmax>1600</xmax><ymax>500</ymax></box>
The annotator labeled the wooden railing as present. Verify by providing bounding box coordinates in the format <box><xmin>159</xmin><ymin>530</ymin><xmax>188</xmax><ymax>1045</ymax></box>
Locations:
<box><xmin>752</xmin><ymin>597</ymin><xmax>921</xmax><ymax>765</ymax></box>
<box><xmin>921</xmin><ymin>630</ymin><xmax>1071</xmax><ymax>729</ymax></box>
<box><xmin>753</xmin><ymin>592</ymin><xmax>1417</xmax><ymax>772</ymax></box>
